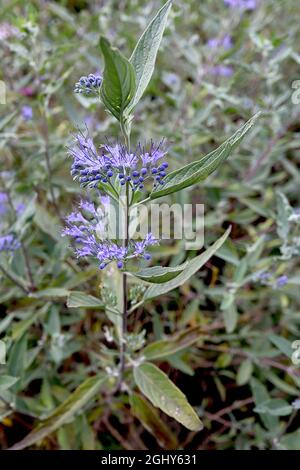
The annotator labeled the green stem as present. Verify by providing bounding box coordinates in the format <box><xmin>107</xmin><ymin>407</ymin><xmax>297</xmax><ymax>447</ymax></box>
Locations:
<box><xmin>113</xmin><ymin>119</ymin><xmax>131</xmax><ymax>393</ymax></box>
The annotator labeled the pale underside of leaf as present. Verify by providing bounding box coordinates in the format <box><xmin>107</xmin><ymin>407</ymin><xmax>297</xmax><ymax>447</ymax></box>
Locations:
<box><xmin>134</xmin><ymin>362</ymin><xmax>203</xmax><ymax>431</ymax></box>
<box><xmin>134</xmin><ymin>262</ymin><xmax>187</xmax><ymax>284</ymax></box>
<box><xmin>129</xmin><ymin>0</ymin><xmax>172</xmax><ymax>110</ymax></box>
<box><xmin>67</xmin><ymin>291</ymin><xmax>104</xmax><ymax>309</ymax></box>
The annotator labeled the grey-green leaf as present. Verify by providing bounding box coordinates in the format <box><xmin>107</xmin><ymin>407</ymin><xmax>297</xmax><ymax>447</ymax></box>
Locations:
<box><xmin>269</xmin><ymin>334</ymin><xmax>293</xmax><ymax>358</ymax></box>
<box><xmin>250</xmin><ymin>378</ymin><xmax>280</xmax><ymax>431</ymax></box>
<box><xmin>144</xmin><ymin>227</ymin><xmax>231</xmax><ymax>300</ymax></box>
<box><xmin>129</xmin><ymin>0</ymin><xmax>172</xmax><ymax>110</ymax></box>
<box><xmin>151</xmin><ymin>113</ymin><xmax>260</xmax><ymax>199</ymax></box>
<box><xmin>134</xmin><ymin>262</ymin><xmax>187</xmax><ymax>284</ymax></box>
<box><xmin>130</xmin><ymin>393</ymin><xmax>178</xmax><ymax>449</ymax></box>
<box><xmin>0</xmin><ymin>340</ymin><xmax>5</xmax><ymax>365</ymax></box>
<box><xmin>141</xmin><ymin>326</ymin><xmax>203</xmax><ymax>361</ymax></box>
<box><xmin>31</xmin><ymin>288</ymin><xmax>70</xmax><ymax>299</ymax></box>
<box><xmin>276</xmin><ymin>191</ymin><xmax>293</xmax><ymax>241</ymax></box>
<box><xmin>7</xmin><ymin>334</ymin><xmax>27</xmax><ymax>381</ymax></box>
<box><xmin>0</xmin><ymin>375</ymin><xmax>19</xmax><ymax>391</ymax></box>
<box><xmin>67</xmin><ymin>291</ymin><xmax>104</xmax><ymax>309</ymax></box>
<box><xmin>100</xmin><ymin>37</ymin><xmax>136</xmax><ymax>121</ymax></box>
<box><xmin>134</xmin><ymin>362</ymin><xmax>203</xmax><ymax>431</ymax></box>
<box><xmin>9</xmin><ymin>374</ymin><xmax>107</xmax><ymax>450</ymax></box>
<box><xmin>254</xmin><ymin>399</ymin><xmax>293</xmax><ymax>417</ymax></box>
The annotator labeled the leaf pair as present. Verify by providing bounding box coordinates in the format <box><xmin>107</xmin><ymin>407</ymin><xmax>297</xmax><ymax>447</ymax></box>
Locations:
<box><xmin>99</xmin><ymin>0</ymin><xmax>172</xmax><ymax>122</ymax></box>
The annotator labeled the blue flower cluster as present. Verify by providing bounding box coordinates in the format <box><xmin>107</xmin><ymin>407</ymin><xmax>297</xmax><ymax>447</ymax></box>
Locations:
<box><xmin>207</xmin><ymin>34</ymin><xmax>233</xmax><ymax>50</ymax></box>
<box><xmin>0</xmin><ymin>234</ymin><xmax>20</xmax><ymax>253</ymax></box>
<box><xmin>63</xmin><ymin>199</ymin><xmax>158</xmax><ymax>270</ymax></box>
<box><xmin>224</xmin><ymin>0</ymin><xmax>256</xmax><ymax>10</ymax></box>
<box><xmin>69</xmin><ymin>133</ymin><xmax>168</xmax><ymax>192</ymax></box>
<box><xmin>74</xmin><ymin>74</ymin><xmax>102</xmax><ymax>95</ymax></box>
<box><xmin>254</xmin><ymin>271</ymin><xmax>289</xmax><ymax>289</ymax></box>
<box><xmin>0</xmin><ymin>190</ymin><xmax>24</xmax><ymax>254</ymax></box>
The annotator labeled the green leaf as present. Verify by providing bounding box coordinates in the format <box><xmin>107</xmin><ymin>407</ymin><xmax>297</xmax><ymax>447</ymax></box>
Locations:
<box><xmin>9</xmin><ymin>374</ymin><xmax>107</xmax><ymax>450</ymax></box>
<box><xmin>269</xmin><ymin>334</ymin><xmax>293</xmax><ymax>358</ymax></box>
<box><xmin>250</xmin><ymin>378</ymin><xmax>280</xmax><ymax>431</ymax></box>
<box><xmin>7</xmin><ymin>334</ymin><xmax>27</xmax><ymax>382</ymax></box>
<box><xmin>135</xmin><ymin>262</ymin><xmax>187</xmax><ymax>284</ymax></box>
<box><xmin>67</xmin><ymin>291</ymin><xmax>104</xmax><ymax>309</ymax></box>
<box><xmin>236</xmin><ymin>359</ymin><xmax>253</xmax><ymax>386</ymax></box>
<box><xmin>129</xmin><ymin>0</ymin><xmax>172</xmax><ymax>110</ymax></box>
<box><xmin>0</xmin><ymin>340</ymin><xmax>5</xmax><ymax>365</ymax></box>
<box><xmin>0</xmin><ymin>375</ymin><xmax>19</xmax><ymax>391</ymax></box>
<box><xmin>142</xmin><ymin>327</ymin><xmax>202</xmax><ymax>360</ymax></box>
<box><xmin>221</xmin><ymin>298</ymin><xmax>238</xmax><ymax>334</ymax></box>
<box><xmin>133</xmin><ymin>362</ymin><xmax>203</xmax><ymax>431</ymax></box>
<box><xmin>151</xmin><ymin>114</ymin><xmax>260</xmax><ymax>199</ymax></box>
<box><xmin>130</xmin><ymin>393</ymin><xmax>178</xmax><ymax>449</ymax></box>
<box><xmin>34</xmin><ymin>204</ymin><xmax>61</xmax><ymax>241</ymax></box>
<box><xmin>100</xmin><ymin>37</ymin><xmax>136</xmax><ymax>121</ymax></box>
<box><xmin>144</xmin><ymin>227</ymin><xmax>231</xmax><ymax>300</ymax></box>
<box><xmin>276</xmin><ymin>191</ymin><xmax>293</xmax><ymax>241</ymax></box>
<box><xmin>0</xmin><ymin>110</ymin><xmax>17</xmax><ymax>131</ymax></box>
<box><xmin>30</xmin><ymin>288</ymin><xmax>70</xmax><ymax>299</ymax></box>
<box><xmin>12</xmin><ymin>314</ymin><xmax>36</xmax><ymax>341</ymax></box>
<box><xmin>281</xmin><ymin>429</ymin><xmax>300</xmax><ymax>450</ymax></box>
<box><xmin>254</xmin><ymin>399</ymin><xmax>293</xmax><ymax>417</ymax></box>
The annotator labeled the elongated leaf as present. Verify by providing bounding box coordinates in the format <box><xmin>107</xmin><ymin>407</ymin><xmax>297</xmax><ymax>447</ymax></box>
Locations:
<box><xmin>0</xmin><ymin>110</ymin><xmax>17</xmax><ymax>131</ymax></box>
<box><xmin>130</xmin><ymin>393</ymin><xmax>178</xmax><ymax>449</ymax></box>
<box><xmin>67</xmin><ymin>291</ymin><xmax>103</xmax><ymax>309</ymax></box>
<box><xmin>250</xmin><ymin>378</ymin><xmax>279</xmax><ymax>431</ymax></box>
<box><xmin>144</xmin><ymin>227</ymin><xmax>231</xmax><ymax>300</ymax></box>
<box><xmin>142</xmin><ymin>327</ymin><xmax>203</xmax><ymax>360</ymax></box>
<box><xmin>269</xmin><ymin>334</ymin><xmax>293</xmax><ymax>358</ymax></box>
<box><xmin>7</xmin><ymin>334</ymin><xmax>27</xmax><ymax>381</ymax></box>
<box><xmin>151</xmin><ymin>113</ymin><xmax>260</xmax><ymax>199</ymax></box>
<box><xmin>31</xmin><ymin>288</ymin><xmax>70</xmax><ymax>299</ymax></box>
<box><xmin>9</xmin><ymin>374</ymin><xmax>107</xmax><ymax>450</ymax></box>
<box><xmin>254</xmin><ymin>399</ymin><xmax>293</xmax><ymax>417</ymax></box>
<box><xmin>0</xmin><ymin>375</ymin><xmax>19</xmax><ymax>391</ymax></box>
<box><xmin>0</xmin><ymin>340</ymin><xmax>5</xmax><ymax>365</ymax></box>
<box><xmin>34</xmin><ymin>204</ymin><xmax>61</xmax><ymax>240</ymax></box>
<box><xmin>236</xmin><ymin>359</ymin><xmax>253</xmax><ymax>386</ymax></box>
<box><xmin>276</xmin><ymin>191</ymin><xmax>293</xmax><ymax>241</ymax></box>
<box><xmin>100</xmin><ymin>37</ymin><xmax>136</xmax><ymax>121</ymax></box>
<box><xmin>134</xmin><ymin>362</ymin><xmax>203</xmax><ymax>431</ymax></box>
<box><xmin>129</xmin><ymin>0</ymin><xmax>172</xmax><ymax>110</ymax></box>
<box><xmin>135</xmin><ymin>262</ymin><xmax>187</xmax><ymax>284</ymax></box>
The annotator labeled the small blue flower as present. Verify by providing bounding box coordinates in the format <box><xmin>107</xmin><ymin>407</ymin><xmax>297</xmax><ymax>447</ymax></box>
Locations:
<box><xmin>210</xmin><ymin>65</ymin><xmax>234</xmax><ymax>77</ymax></box>
<box><xmin>0</xmin><ymin>234</ymin><xmax>20</xmax><ymax>252</ymax></box>
<box><xmin>224</xmin><ymin>0</ymin><xmax>256</xmax><ymax>10</ymax></box>
<box><xmin>68</xmin><ymin>133</ymin><xmax>168</xmax><ymax>192</ymax></box>
<box><xmin>21</xmin><ymin>105</ymin><xmax>33</xmax><ymax>121</ymax></box>
<box><xmin>74</xmin><ymin>73</ymin><xmax>103</xmax><ymax>95</ymax></box>
<box><xmin>207</xmin><ymin>34</ymin><xmax>233</xmax><ymax>50</ymax></box>
<box><xmin>63</xmin><ymin>201</ymin><xmax>159</xmax><ymax>270</ymax></box>
<box><xmin>276</xmin><ymin>275</ymin><xmax>288</xmax><ymax>288</ymax></box>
